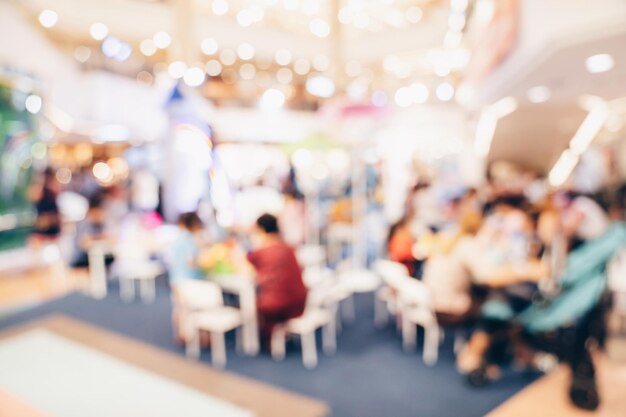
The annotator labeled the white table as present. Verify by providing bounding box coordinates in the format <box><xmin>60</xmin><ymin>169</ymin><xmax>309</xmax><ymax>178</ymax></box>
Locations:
<box><xmin>208</xmin><ymin>274</ymin><xmax>260</xmax><ymax>356</ymax></box>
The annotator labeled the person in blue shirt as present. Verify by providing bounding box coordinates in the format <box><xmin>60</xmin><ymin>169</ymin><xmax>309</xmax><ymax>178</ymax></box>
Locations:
<box><xmin>169</xmin><ymin>212</ymin><xmax>205</xmax><ymax>282</ymax></box>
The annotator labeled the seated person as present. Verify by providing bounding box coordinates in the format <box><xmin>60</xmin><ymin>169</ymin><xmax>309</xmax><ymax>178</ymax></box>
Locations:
<box><xmin>169</xmin><ymin>212</ymin><xmax>207</xmax><ymax>344</ymax></box>
<box><xmin>70</xmin><ymin>194</ymin><xmax>107</xmax><ymax>267</ymax></box>
<box><xmin>387</xmin><ymin>216</ymin><xmax>421</xmax><ymax>277</ymax></box>
<box><xmin>557</xmin><ymin>191</ymin><xmax>610</xmax><ymax>248</ymax></box>
<box><xmin>422</xmin><ymin>210</ymin><xmax>484</xmax><ymax>326</ymax></box>
<box><xmin>245</xmin><ymin>213</ymin><xmax>308</xmax><ymax>342</ymax></box>
<box><xmin>169</xmin><ymin>212</ymin><xmax>205</xmax><ymax>282</ymax></box>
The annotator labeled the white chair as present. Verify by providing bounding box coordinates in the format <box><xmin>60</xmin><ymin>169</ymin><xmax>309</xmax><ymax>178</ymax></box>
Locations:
<box><xmin>114</xmin><ymin>243</ymin><xmax>162</xmax><ymax>303</ymax></box>
<box><xmin>302</xmin><ymin>266</ymin><xmax>335</xmax><ymax>289</ymax></box>
<box><xmin>336</xmin><ymin>261</ymin><xmax>382</xmax><ymax>322</ymax></box>
<box><xmin>177</xmin><ymin>280</ymin><xmax>244</xmax><ymax>368</ymax></box>
<box><xmin>271</xmin><ymin>284</ymin><xmax>338</xmax><ymax>369</ymax></box>
<box><xmin>296</xmin><ymin>245</ymin><xmax>327</xmax><ymax>269</ymax></box>
<box><xmin>396</xmin><ymin>276</ymin><xmax>440</xmax><ymax>366</ymax></box>
<box><xmin>373</xmin><ymin>260</ymin><xmax>409</xmax><ymax>327</ymax></box>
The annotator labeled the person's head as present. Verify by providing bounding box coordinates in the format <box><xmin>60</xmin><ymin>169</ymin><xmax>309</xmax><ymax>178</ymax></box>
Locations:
<box><xmin>177</xmin><ymin>212</ymin><xmax>203</xmax><ymax>233</ymax></box>
<box><xmin>458</xmin><ymin>210</ymin><xmax>483</xmax><ymax>236</ymax></box>
<box><xmin>255</xmin><ymin>213</ymin><xmax>280</xmax><ymax>236</ymax></box>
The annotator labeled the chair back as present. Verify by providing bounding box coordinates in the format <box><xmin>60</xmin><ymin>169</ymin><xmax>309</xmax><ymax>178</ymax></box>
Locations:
<box><xmin>297</xmin><ymin>245</ymin><xmax>327</xmax><ymax>269</ymax></box>
<box><xmin>374</xmin><ymin>260</ymin><xmax>408</xmax><ymax>286</ymax></box>
<box><xmin>396</xmin><ymin>277</ymin><xmax>432</xmax><ymax>309</ymax></box>
<box><xmin>302</xmin><ymin>266</ymin><xmax>335</xmax><ymax>289</ymax></box>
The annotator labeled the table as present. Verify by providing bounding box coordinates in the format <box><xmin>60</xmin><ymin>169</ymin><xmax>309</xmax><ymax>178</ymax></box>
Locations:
<box><xmin>208</xmin><ymin>274</ymin><xmax>260</xmax><ymax>356</ymax></box>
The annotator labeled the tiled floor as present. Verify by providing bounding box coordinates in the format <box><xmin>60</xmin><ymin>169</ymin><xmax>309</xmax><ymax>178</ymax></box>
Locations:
<box><xmin>0</xmin><ymin>267</ymin><xmax>89</xmax><ymax>317</ymax></box>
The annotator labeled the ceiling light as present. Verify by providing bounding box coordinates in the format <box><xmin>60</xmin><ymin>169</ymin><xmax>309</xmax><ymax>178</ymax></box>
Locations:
<box><xmin>102</xmin><ymin>37</ymin><xmax>122</xmax><ymax>58</ymax></box>
<box><xmin>491</xmin><ymin>96</ymin><xmax>518</xmax><ymax>117</ymax></box>
<box><xmin>201</xmin><ymin>38</ymin><xmax>218</xmax><ymax>55</ymax></box>
<box><xmin>474</xmin><ymin>111</ymin><xmax>498</xmax><ymax>157</ymax></box>
<box><xmin>306</xmin><ymin>75</ymin><xmax>335</xmax><ymax>98</ymax></box>
<box><xmin>338</xmin><ymin>7</ymin><xmax>352</xmax><ymax>24</ymax></box>
<box><xmin>237</xmin><ymin>10</ymin><xmax>254</xmax><ymax>27</ymax></box>
<box><xmin>219</xmin><ymin>49</ymin><xmax>236</xmax><ymax>65</ymax></box>
<box><xmin>549</xmin><ymin>150</ymin><xmax>579</xmax><ymax>187</ymax></box>
<box><xmin>139</xmin><ymin>39</ymin><xmax>156</xmax><ymax>57</ymax></box>
<box><xmin>451</xmin><ymin>0</ymin><xmax>469</xmax><ymax>12</ymax></box>
<box><xmin>183</xmin><ymin>67</ymin><xmax>206</xmax><ymax>87</ymax></box>
<box><xmin>394</xmin><ymin>87</ymin><xmax>413</xmax><ymax>107</ymax></box>
<box><xmin>277</xmin><ymin>68</ymin><xmax>293</xmax><ymax>84</ymax></box>
<box><xmin>114</xmin><ymin>43</ymin><xmax>132</xmax><ymax>62</ymax></box>
<box><xmin>259</xmin><ymin>88</ymin><xmax>285</xmax><ymax>111</ymax></box>
<box><xmin>212</xmin><ymin>0</ymin><xmax>229</xmax><ymax>15</ymax></box>
<box><xmin>153</xmin><ymin>31</ymin><xmax>171</xmax><ymax>49</ymax></box>
<box><xmin>585</xmin><ymin>53</ymin><xmax>614</xmax><ymax>74</ymax></box>
<box><xmin>25</xmin><ymin>94</ymin><xmax>42</xmax><ymax>114</ymax></box>
<box><xmin>38</xmin><ymin>10</ymin><xmax>58</xmax><ymax>28</ymax></box>
<box><xmin>569</xmin><ymin>105</ymin><xmax>608</xmax><ymax>155</ymax></box>
<box><xmin>89</xmin><ymin>22</ymin><xmax>108</xmax><ymax>41</ymax></box>
<box><xmin>372</xmin><ymin>90</ymin><xmax>388</xmax><ymax>107</ymax></box>
<box><xmin>237</xmin><ymin>43</ymin><xmax>255</xmax><ymax>60</ymax></box>
<box><xmin>527</xmin><ymin>86</ymin><xmax>551</xmax><ymax>103</ymax></box>
<box><xmin>93</xmin><ymin>162</ymin><xmax>112</xmax><ymax>182</ymax></box>
<box><xmin>275</xmin><ymin>49</ymin><xmax>292</xmax><ymax>66</ymax></box>
<box><xmin>310</xmin><ymin>18</ymin><xmax>331</xmax><ymax>38</ymax></box>
<box><xmin>409</xmin><ymin>83</ymin><xmax>429</xmax><ymax>104</ymax></box>
<box><xmin>436</xmin><ymin>82</ymin><xmax>455</xmax><ymax>101</ymax></box>
<box><xmin>294</xmin><ymin>59</ymin><xmax>311</xmax><ymax>75</ymax></box>
<box><xmin>205</xmin><ymin>60</ymin><xmax>222</xmax><ymax>76</ymax></box>
<box><xmin>74</xmin><ymin>46</ymin><xmax>91</xmax><ymax>63</ymax></box>
<box><xmin>239</xmin><ymin>63</ymin><xmax>256</xmax><ymax>80</ymax></box>
<box><xmin>313</xmin><ymin>55</ymin><xmax>329</xmax><ymax>72</ymax></box>
<box><xmin>168</xmin><ymin>61</ymin><xmax>187</xmax><ymax>79</ymax></box>
<box><xmin>406</xmin><ymin>6</ymin><xmax>423</xmax><ymax>23</ymax></box>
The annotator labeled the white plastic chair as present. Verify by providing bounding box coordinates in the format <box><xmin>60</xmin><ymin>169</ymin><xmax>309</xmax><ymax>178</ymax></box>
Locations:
<box><xmin>296</xmin><ymin>245</ymin><xmax>327</xmax><ymax>269</ymax></box>
<box><xmin>396</xmin><ymin>276</ymin><xmax>440</xmax><ymax>366</ymax></box>
<box><xmin>114</xmin><ymin>242</ymin><xmax>162</xmax><ymax>303</ymax></box>
<box><xmin>177</xmin><ymin>280</ymin><xmax>244</xmax><ymax>368</ymax></box>
<box><xmin>271</xmin><ymin>283</ymin><xmax>338</xmax><ymax>369</ymax></box>
<box><xmin>335</xmin><ymin>260</ymin><xmax>382</xmax><ymax>323</ymax></box>
<box><xmin>373</xmin><ymin>260</ymin><xmax>409</xmax><ymax>327</ymax></box>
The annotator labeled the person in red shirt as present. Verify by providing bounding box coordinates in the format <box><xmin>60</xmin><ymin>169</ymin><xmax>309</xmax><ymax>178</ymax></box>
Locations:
<box><xmin>246</xmin><ymin>214</ymin><xmax>308</xmax><ymax>341</ymax></box>
<box><xmin>387</xmin><ymin>216</ymin><xmax>421</xmax><ymax>277</ymax></box>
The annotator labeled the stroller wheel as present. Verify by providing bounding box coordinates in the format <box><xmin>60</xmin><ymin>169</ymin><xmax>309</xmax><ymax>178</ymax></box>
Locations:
<box><xmin>569</xmin><ymin>377</ymin><xmax>599</xmax><ymax>411</ymax></box>
<box><xmin>466</xmin><ymin>366</ymin><xmax>489</xmax><ymax>387</ymax></box>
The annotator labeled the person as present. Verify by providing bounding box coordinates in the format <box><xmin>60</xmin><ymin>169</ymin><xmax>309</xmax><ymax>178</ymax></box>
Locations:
<box><xmin>557</xmin><ymin>191</ymin><xmax>610</xmax><ymax>247</ymax></box>
<box><xmin>70</xmin><ymin>194</ymin><xmax>107</xmax><ymax>267</ymax></box>
<box><xmin>168</xmin><ymin>212</ymin><xmax>205</xmax><ymax>282</ymax></box>
<box><xmin>168</xmin><ymin>212</ymin><xmax>206</xmax><ymax>345</ymax></box>
<box><xmin>246</xmin><ymin>213</ymin><xmax>308</xmax><ymax>342</ymax></box>
<box><xmin>29</xmin><ymin>167</ymin><xmax>61</xmax><ymax>244</ymax></box>
<box><xmin>422</xmin><ymin>210</ymin><xmax>485</xmax><ymax>325</ymax></box>
<box><xmin>387</xmin><ymin>216</ymin><xmax>421</xmax><ymax>277</ymax></box>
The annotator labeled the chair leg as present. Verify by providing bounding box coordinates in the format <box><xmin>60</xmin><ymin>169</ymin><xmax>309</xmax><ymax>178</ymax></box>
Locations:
<box><xmin>402</xmin><ymin>317</ymin><xmax>416</xmax><ymax>352</ymax></box>
<box><xmin>454</xmin><ymin>329</ymin><xmax>465</xmax><ymax>354</ymax></box>
<box><xmin>185</xmin><ymin>322</ymin><xmax>200</xmax><ymax>359</ymax></box>
<box><xmin>423</xmin><ymin>324</ymin><xmax>439</xmax><ymax>366</ymax></box>
<box><xmin>120</xmin><ymin>278</ymin><xmax>135</xmax><ymax>302</ymax></box>
<box><xmin>374</xmin><ymin>295</ymin><xmax>389</xmax><ymax>328</ymax></box>
<box><xmin>341</xmin><ymin>294</ymin><xmax>356</xmax><ymax>323</ymax></box>
<box><xmin>271</xmin><ymin>326</ymin><xmax>286</xmax><ymax>361</ymax></box>
<box><xmin>210</xmin><ymin>331</ymin><xmax>227</xmax><ymax>368</ymax></box>
<box><xmin>139</xmin><ymin>279</ymin><xmax>155</xmax><ymax>304</ymax></box>
<box><xmin>322</xmin><ymin>319</ymin><xmax>337</xmax><ymax>355</ymax></box>
<box><xmin>301</xmin><ymin>331</ymin><xmax>318</xmax><ymax>369</ymax></box>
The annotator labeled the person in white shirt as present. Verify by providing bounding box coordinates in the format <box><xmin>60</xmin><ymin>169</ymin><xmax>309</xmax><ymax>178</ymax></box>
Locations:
<box><xmin>558</xmin><ymin>192</ymin><xmax>610</xmax><ymax>243</ymax></box>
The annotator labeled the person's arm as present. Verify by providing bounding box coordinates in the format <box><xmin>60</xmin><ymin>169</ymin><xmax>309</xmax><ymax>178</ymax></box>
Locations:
<box><xmin>470</xmin><ymin>259</ymin><xmax>548</xmax><ymax>288</ymax></box>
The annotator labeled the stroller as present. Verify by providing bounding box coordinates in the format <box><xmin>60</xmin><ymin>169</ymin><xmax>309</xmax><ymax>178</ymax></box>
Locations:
<box><xmin>466</xmin><ymin>223</ymin><xmax>626</xmax><ymax>411</ymax></box>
